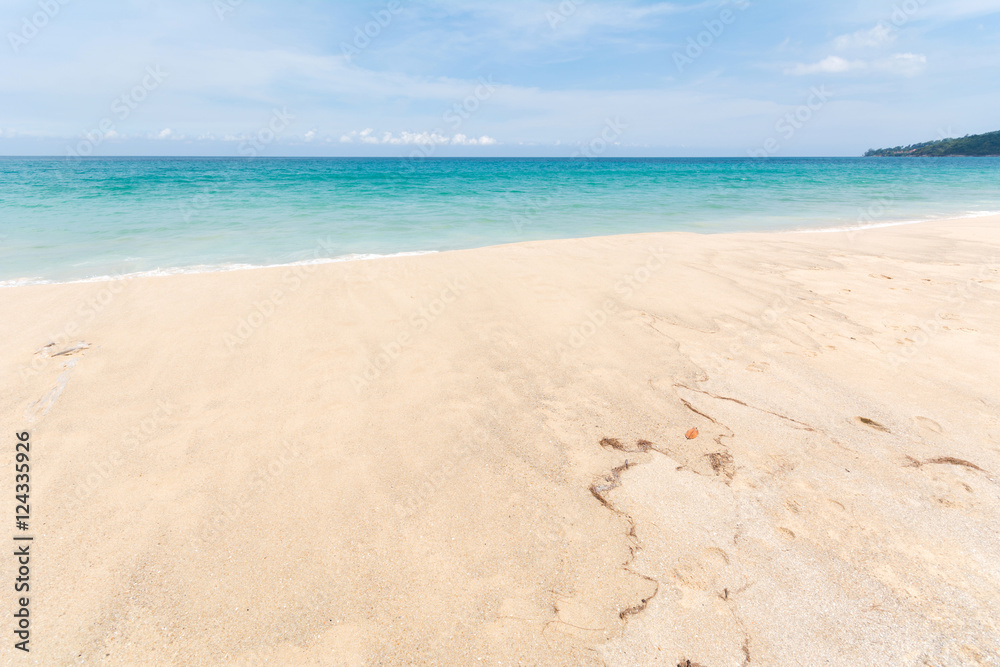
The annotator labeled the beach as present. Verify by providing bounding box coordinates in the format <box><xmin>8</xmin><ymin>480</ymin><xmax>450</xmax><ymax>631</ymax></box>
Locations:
<box><xmin>2</xmin><ymin>216</ymin><xmax>999</xmax><ymax>665</ymax></box>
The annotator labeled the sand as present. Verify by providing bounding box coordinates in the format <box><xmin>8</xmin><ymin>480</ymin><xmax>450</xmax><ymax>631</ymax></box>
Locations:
<box><xmin>1</xmin><ymin>217</ymin><xmax>999</xmax><ymax>665</ymax></box>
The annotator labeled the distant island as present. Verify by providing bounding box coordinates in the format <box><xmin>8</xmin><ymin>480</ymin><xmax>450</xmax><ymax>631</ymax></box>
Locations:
<box><xmin>865</xmin><ymin>130</ymin><xmax>1000</xmax><ymax>157</ymax></box>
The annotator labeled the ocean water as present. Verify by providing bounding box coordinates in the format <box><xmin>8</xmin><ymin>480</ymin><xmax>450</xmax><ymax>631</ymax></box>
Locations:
<box><xmin>1</xmin><ymin>157</ymin><xmax>999</xmax><ymax>285</ymax></box>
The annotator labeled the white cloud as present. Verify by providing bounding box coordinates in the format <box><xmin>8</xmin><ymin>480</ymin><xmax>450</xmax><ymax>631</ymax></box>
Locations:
<box><xmin>451</xmin><ymin>134</ymin><xmax>498</xmax><ymax>146</ymax></box>
<box><xmin>922</xmin><ymin>0</ymin><xmax>1000</xmax><ymax>20</ymax></box>
<box><xmin>335</xmin><ymin>130</ymin><xmax>499</xmax><ymax>146</ymax></box>
<box><xmin>385</xmin><ymin>131</ymin><xmax>448</xmax><ymax>145</ymax></box>
<box><xmin>834</xmin><ymin>23</ymin><xmax>896</xmax><ymax>49</ymax></box>
<box><xmin>341</xmin><ymin>128</ymin><xmax>382</xmax><ymax>144</ymax></box>
<box><xmin>786</xmin><ymin>53</ymin><xmax>926</xmax><ymax>77</ymax></box>
<box><xmin>786</xmin><ymin>55</ymin><xmax>864</xmax><ymax>75</ymax></box>
<box><xmin>303</xmin><ymin>129</ymin><xmax>316</xmax><ymax>142</ymax></box>
<box><xmin>879</xmin><ymin>52</ymin><xmax>927</xmax><ymax>76</ymax></box>
<box><xmin>157</xmin><ymin>128</ymin><xmax>172</xmax><ymax>139</ymax></box>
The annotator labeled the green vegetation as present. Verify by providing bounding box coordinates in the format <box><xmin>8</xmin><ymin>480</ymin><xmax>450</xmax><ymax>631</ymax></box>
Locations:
<box><xmin>864</xmin><ymin>130</ymin><xmax>1000</xmax><ymax>157</ymax></box>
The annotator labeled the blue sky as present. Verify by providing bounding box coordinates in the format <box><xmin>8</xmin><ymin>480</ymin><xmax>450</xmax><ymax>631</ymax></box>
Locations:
<box><xmin>1</xmin><ymin>0</ymin><xmax>998</xmax><ymax>156</ymax></box>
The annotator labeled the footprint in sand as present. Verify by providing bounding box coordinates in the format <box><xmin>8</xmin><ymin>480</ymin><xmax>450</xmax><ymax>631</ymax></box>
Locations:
<box><xmin>673</xmin><ymin>547</ymin><xmax>730</xmax><ymax>591</ymax></box>
<box><xmin>784</xmin><ymin>498</ymin><xmax>803</xmax><ymax>514</ymax></box>
<box><xmin>914</xmin><ymin>416</ymin><xmax>943</xmax><ymax>435</ymax></box>
<box><xmin>856</xmin><ymin>416</ymin><xmax>891</xmax><ymax>433</ymax></box>
<box><xmin>825</xmin><ymin>498</ymin><xmax>847</xmax><ymax>512</ymax></box>
<box><xmin>746</xmin><ymin>362</ymin><xmax>769</xmax><ymax>373</ymax></box>
<box><xmin>904</xmin><ymin>456</ymin><xmax>988</xmax><ymax>509</ymax></box>
<box><xmin>924</xmin><ymin>457</ymin><xmax>985</xmax><ymax>473</ymax></box>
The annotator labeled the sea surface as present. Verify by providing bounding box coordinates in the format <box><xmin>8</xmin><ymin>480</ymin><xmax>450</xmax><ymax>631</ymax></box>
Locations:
<box><xmin>1</xmin><ymin>157</ymin><xmax>999</xmax><ymax>285</ymax></box>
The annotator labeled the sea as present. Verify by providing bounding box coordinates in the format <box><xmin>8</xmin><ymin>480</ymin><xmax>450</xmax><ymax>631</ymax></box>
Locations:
<box><xmin>1</xmin><ymin>156</ymin><xmax>999</xmax><ymax>286</ymax></box>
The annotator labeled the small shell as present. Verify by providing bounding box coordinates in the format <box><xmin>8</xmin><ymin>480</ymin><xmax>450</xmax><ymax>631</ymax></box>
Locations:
<box><xmin>685</xmin><ymin>428</ymin><xmax>699</xmax><ymax>440</ymax></box>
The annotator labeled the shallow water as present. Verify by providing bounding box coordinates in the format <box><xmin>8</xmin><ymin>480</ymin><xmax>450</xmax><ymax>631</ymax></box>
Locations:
<box><xmin>1</xmin><ymin>156</ymin><xmax>998</xmax><ymax>284</ymax></box>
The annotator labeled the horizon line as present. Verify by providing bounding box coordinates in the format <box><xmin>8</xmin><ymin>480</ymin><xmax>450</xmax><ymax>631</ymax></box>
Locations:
<box><xmin>0</xmin><ymin>154</ymin><xmax>903</xmax><ymax>160</ymax></box>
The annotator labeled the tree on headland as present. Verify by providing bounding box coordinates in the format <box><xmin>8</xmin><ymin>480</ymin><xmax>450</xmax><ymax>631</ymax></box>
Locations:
<box><xmin>864</xmin><ymin>130</ymin><xmax>1000</xmax><ymax>157</ymax></box>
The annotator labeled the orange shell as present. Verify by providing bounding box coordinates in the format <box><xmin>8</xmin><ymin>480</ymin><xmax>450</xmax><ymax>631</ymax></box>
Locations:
<box><xmin>685</xmin><ymin>428</ymin><xmax>699</xmax><ymax>440</ymax></box>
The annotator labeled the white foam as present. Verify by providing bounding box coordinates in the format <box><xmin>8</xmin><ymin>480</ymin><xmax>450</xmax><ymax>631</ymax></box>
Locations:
<box><xmin>794</xmin><ymin>210</ymin><xmax>1000</xmax><ymax>234</ymax></box>
<box><xmin>0</xmin><ymin>250</ymin><xmax>438</xmax><ymax>289</ymax></box>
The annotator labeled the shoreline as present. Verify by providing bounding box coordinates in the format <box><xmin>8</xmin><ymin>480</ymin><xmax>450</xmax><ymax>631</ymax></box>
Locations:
<box><xmin>4</xmin><ymin>209</ymin><xmax>999</xmax><ymax>289</ymax></box>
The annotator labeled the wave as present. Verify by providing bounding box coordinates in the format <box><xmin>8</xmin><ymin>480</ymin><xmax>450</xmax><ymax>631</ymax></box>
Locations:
<box><xmin>792</xmin><ymin>210</ymin><xmax>1000</xmax><ymax>234</ymax></box>
<box><xmin>0</xmin><ymin>250</ymin><xmax>438</xmax><ymax>289</ymax></box>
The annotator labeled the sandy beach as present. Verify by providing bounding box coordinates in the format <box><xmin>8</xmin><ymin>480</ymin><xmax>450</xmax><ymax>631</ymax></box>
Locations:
<box><xmin>2</xmin><ymin>217</ymin><xmax>999</xmax><ymax>665</ymax></box>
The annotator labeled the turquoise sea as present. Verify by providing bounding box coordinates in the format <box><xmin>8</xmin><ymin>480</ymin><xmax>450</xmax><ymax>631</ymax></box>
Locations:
<box><xmin>1</xmin><ymin>157</ymin><xmax>999</xmax><ymax>285</ymax></box>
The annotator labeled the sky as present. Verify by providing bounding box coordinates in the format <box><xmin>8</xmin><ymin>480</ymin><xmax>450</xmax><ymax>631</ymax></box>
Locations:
<box><xmin>1</xmin><ymin>0</ymin><xmax>998</xmax><ymax>157</ymax></box>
